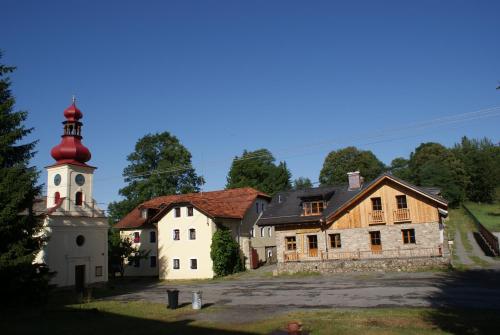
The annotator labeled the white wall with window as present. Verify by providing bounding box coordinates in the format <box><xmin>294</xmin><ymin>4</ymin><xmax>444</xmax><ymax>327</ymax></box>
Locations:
<box><xmin>158</xmin><ymin>206</ymin><xmax>216</xmax><ymax>279</ymax></box>
<box><xmin>120</xmin><ymin>228</ymin><xmax>159</xmax><ymax>277</ymax></box>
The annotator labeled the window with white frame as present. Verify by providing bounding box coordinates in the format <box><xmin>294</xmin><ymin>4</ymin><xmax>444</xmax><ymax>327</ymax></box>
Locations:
<box><xmin>190</xmin><ymin>259</ymin><xmax>197</xmax><ymax>270</ymax></box>
<box><xmin>189</xmin><ymin>228</ymin><xmax>196</xmax><ymax>240</ymax></box>
<box><xmin>187</xmin><ymin>206</ymin><xmax>194</xmax><ymax>216</ymax></box>
<box><xmin>267</xmin><ymin>227</ymin><xmax>272</xmax><ymax>237</ymax></box>
<box><xmin>174</xmin><ymin>207</ymin><xmax>181</xmax><ymax>217</ymax></box>
<box><xmin>260</xmin><ymin>227</ymin><xmax>265</xmax><ymax>237</ymax></box>
<box><xmin>173</xmin><ymin>258</ymin><xmax>180</xmax><ymax>269</ymax></box>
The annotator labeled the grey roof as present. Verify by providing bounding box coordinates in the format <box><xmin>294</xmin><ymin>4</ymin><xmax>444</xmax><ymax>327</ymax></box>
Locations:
<box><xmin>258</xmin><ymin>185</ymin><xmax>365</xmax><ymax>226</ymax></box>
<box><xmin>257</xmin><ymin>173</ymin><xmax>447</xmax><ymax>227</ymax></box>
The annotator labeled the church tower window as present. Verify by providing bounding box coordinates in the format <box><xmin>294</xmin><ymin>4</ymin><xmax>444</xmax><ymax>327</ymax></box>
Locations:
<box><xmin>75</xmin><ymin>192</ymin><xmax>83</xmax><ymax>206</ymax></box>
<box><xmin>54</xmin><ymin>192</ymin><xmax>60</xmax><ymax>204</ymax></box>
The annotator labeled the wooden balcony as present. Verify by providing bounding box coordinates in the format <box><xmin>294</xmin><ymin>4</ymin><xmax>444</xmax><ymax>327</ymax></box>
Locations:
<box><xmin>369</xmin><ymin>210</ymin><xmax>385</xmax><ymax>224</ymax></box>
<box><xmin>393</xmin><ymin>208</ymin><xmax>411</xmax><ymax>222</ymax></box>
<box><xmin>283</xmin><ymin>251</ymin><xmax>300</xmax><ymax>262</ymax></box>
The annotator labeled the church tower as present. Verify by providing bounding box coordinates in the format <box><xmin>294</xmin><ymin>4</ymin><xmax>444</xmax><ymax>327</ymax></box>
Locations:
<box><xmin>46</xmin><ymin>98</ymin><xmax>96</xmax><ymax>215</ymax></box>
<box><xmin>38</xmin><ymin>99</ymin><xmax>108</xmax><ymax>289</ymax></box>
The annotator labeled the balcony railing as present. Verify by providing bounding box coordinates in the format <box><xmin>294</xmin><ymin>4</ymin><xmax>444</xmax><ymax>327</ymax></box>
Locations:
<box><xmin>369</xmin><ymin>210</ymin><xmax>385</xmax><ymax>224</ymax></box>
<box><xmin>393</xmin><ymin>208</ymin><xmax>411</xmax><ymax>222</ymax></box>
<box><xmin>283</xmin><ymin>247</ymin><xmax>442</xmax><ymax>263</ymax></box>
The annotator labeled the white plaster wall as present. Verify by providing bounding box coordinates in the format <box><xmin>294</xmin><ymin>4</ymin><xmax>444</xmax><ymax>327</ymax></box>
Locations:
<box><xmin>120</xmin><ymin>229</ymin><xmax>159</xmax><ymax>276</ymax></box>
<box><xmin>38</xmin><ymin>216</ymin><xmax>108</xmax><ymax>287</ymax></box>
<box><xmin>157</xmin><ymin>206</ymin><xmax>216</xmax><ymax>280</ymax></box>
<box><xmin>46</xmin><ymin>164</ymin><xmax>99</xmax><ymax>216</ymax></box>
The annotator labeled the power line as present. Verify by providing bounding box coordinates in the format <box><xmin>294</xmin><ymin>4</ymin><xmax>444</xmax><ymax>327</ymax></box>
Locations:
<box><xmin>92</xmin><ymin>106</ymin><xmax>500</xmax><ymax>183</ymax></box>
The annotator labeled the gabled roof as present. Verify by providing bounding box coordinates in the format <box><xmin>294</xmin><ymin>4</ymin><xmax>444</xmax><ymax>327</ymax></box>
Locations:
<box><xmin>114</xmin><ymin>187</ymin><xmax>270</xmax><ymax>229</ymax></box>
<box><xmin>258</xmin><ymin>173</ymin><xmax>447</xmax><ymax>227</ymax></box>
<box><xmin>325</xmin><ymin>173</ymin><xmax>447</xmax><ymax>223</ymax></box>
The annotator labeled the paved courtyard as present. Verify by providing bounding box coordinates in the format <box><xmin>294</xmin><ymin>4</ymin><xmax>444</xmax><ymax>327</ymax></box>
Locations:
<box><xmin>101</xmin><ymin>268</ymin><xmax>500</xmax><ymax>322</ymax></box>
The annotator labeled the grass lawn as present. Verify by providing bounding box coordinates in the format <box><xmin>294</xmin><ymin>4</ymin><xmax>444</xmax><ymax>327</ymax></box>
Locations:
<box><xmin>2</xmin><ymin>300</ymin><xmax>497</xmax><ymax>335</ymax></box>
<box><xmin>464</xmin><ymin>187</ymin><xmax>500</xmax><ymax>232</ymax></box>
<box><xmin>464</xmin><ymin>201</ymin><xmax>500</xmax><ymax>232</ymax></box>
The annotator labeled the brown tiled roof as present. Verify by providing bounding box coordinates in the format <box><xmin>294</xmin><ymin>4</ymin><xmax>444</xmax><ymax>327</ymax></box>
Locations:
<box><xmin>114</xmin><ymin>187</ymin><xmax>270</xmax><ymax>229</ymax></box>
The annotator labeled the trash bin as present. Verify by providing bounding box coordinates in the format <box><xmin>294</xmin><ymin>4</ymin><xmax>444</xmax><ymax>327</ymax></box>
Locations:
<box><xmin>192</xmin><ymin>290</ymin><xmax>202</xmax><ymax>310</ymax></box>
<box><xmin>167</xmin><ymin>289</ymin><xmax>179</xmax><ymax>309</ymax></box>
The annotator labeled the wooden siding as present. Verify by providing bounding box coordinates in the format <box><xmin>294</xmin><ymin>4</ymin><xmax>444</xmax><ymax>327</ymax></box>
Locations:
<box><xmin>329</xmin><ymin>180</ymin><xmax>440</xmax><ymax>230</ymax></box>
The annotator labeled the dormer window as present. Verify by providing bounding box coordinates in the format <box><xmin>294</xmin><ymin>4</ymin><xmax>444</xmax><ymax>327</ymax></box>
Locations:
<box><xmin>303</xmin><ymin>201</ymin><xmax>325</xmax><ymax>216</ymax></box>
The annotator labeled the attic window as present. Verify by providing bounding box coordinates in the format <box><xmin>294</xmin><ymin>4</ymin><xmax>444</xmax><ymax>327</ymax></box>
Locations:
<box><xmin>141</xmin><ymin>209</ymin><xmax>148</xmax><ymax>219</ymax></box>
<box><xmin>303</xmin><ymin>201</ymin><xmax>325</xmax><ymax>216</ymax></box>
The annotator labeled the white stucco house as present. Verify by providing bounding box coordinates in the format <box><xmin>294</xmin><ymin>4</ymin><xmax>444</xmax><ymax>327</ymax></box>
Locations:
<box><xmin>115</xmin><ymin>188</ymin><xmax>270</xmax><ymax>279</ymax></box>
<box><xmin>33</xmin><ymin>100</ymin><xmax>108</xmax><ymax>289</ymax></box>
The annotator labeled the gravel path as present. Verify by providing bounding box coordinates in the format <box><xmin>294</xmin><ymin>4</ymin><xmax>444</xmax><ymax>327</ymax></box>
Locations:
<box><xmin>453</xmin><ymin>231</ymin><xmax>475</xmax><ymax>267</ymax></box>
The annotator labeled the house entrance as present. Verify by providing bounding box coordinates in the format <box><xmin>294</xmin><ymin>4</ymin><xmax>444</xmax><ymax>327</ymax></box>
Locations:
<box><xmin>369</xmin><ymin>231</ymin><xmax>382</xmax><ymax>253</ymax></box>
<box><xmin>307</xmin><ymin>235</ymin><xmax>318</xmax><ymax>257</ymax></box>
<box><xmin>75</xmin><ymin>265</ymin><xmax>85</xmax><ymax>292</ymax></box>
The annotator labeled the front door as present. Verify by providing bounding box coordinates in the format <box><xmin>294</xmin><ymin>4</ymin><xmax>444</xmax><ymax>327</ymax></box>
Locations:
<box><xmin>308</xmin><ymin>235</ymin><xmax>318</xmax><ymax>257</ymax></box>
<box><xmin>369</xmin><ymin>231</ymin><xmax>382</xmax><ymax>253</ymax></box>
<box><xmin>75</xmin><ymin>265</ymin><xmax>85</xmax><ymax>292</ymax></box>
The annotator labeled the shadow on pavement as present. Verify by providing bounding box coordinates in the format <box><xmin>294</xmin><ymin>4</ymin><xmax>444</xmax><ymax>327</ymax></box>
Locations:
<box><xmin>425</xmin><ymin>269</ymin><xmax>500</xmax><ymax>334</ymax></box>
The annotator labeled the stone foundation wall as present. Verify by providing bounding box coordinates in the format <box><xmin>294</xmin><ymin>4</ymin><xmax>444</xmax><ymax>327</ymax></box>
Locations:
<box><xmin>276</xmin><ymin>222</ymin><xmax>443</xmax><ymax>263</ymax></box>
<box><xmin>277</xmin><ymin>256</ymin><xmax>450</xmax><ymax>274</ymax></box>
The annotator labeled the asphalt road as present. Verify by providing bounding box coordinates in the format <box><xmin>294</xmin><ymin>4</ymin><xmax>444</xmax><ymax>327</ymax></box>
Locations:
<box><xmin>104</xmin><ymin>270</ymin><xmax>500</xmax><ymax>312</ymax></box>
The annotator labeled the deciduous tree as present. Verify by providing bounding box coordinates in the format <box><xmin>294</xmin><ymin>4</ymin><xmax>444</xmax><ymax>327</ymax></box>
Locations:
<box><xmin>409</xmin><ymin>142</ymin><xmax>468</xmax><ymax>207</ymax></box>
<box><xmin>452</xmin><ymin>136</ymin><xmax>498</xmax><ymax>203</ymax></box>
<box><xmin>226</xmin><ymin>149</ymin><xmax>291</xmax><ymax>195</ymax></box>
<box><xmin>319</xmin><ymin>147</ymin><xmax>385</xmax><ymax>185</ymax></box>
<box><xmin>108</xmin><ymin>132</ymin><xmax>204</xmax><ymax>223</ymax></box>
<box><xmin>293</xmin><ymin>177</ymin><xmax>313</xmax><ymax>190</ymax></box>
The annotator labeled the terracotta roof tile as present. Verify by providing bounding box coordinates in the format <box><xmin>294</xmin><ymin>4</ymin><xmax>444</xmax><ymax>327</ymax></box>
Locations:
<box><xmin>115</xmin><ymin>187</ymin><xmax>269</xmax><ymax>229</ymax></box>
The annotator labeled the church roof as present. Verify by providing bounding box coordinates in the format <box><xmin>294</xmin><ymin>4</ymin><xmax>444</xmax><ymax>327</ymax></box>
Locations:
<box><xmin>114</xmin><ymin>187</ymin><xmax>270</xmax><ymax>229</ymax></box>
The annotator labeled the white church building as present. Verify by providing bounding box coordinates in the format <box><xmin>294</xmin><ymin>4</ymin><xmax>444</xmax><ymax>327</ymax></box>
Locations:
<box><xmin>34</xmin><ymin>100</ymin><xmax>108</xmax><ymax>289</ymax></box>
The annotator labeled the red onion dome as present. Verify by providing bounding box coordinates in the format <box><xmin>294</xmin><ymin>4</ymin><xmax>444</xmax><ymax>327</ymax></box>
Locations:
<box><xmin>51</xmin><ymin>136</ymin><xmax>91</xmax><ymax>164</ymax></box>
<box><xmin>50</xmin><ymin>99</ymin><xmax>92</xmax><ymax>166</ymax></box>
<box><xmin>64</xmin><ymin>102</ymin><xmax>82</xmax><ymax>121</ymax></box>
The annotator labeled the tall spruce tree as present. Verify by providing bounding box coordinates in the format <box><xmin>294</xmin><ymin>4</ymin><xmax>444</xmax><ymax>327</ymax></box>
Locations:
<box><xmin>0</xmin><ymin>53</ymin><xmax>50</xmax><ymax>306</ymax></box>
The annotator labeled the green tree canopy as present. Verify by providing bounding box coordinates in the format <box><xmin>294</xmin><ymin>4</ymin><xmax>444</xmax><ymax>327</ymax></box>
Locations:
<box><xmin>108</xmin><ymin>132</ymin><xmax>204</xmax><ymax>223</ymax></box>
<box><xmin>226</xmin><ymin>149</ymin><xmax>291</xmax><ymax>195</ymax></box>
<box><xmin>319</xmin><ymin>146</ymin><xmax>386</xmax><ymax>185</ymax></box>
<box><xmin>0</xmin><ymin>54</ymin><xmax>51</xmax><ymax>306</ymax></box>
<box><xmin>452</xmin><ymin>136</ymin><xmax>498</xmax><ymax>203</ymax></box>
<box><xmin>389</xmin><ymin>157</ymin><xmax>412</xmax><ymax>181</ymax></box>
<box><xmin>293</xmin><ymin>177</ymin><xmax>313</xmax><ymax>190</ymax></box>
<box><xmin>409</xmin><ymin>142</ymin><xmax>469</xmax><ymax>207</ymax></box>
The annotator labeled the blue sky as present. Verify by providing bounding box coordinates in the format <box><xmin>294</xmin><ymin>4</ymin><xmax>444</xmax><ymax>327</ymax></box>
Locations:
<box><xmin>2</xmin><ymin>0</ymin><xmax>500</xmax><ymax>209</ymax></box>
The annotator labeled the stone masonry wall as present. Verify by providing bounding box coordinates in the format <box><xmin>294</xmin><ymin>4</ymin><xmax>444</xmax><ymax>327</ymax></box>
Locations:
<box><xmin>276</xmin><ymin>222</ymin><xmax>443</xmax><ymax>263</ymax></box>
<box><xmin>277</xmin><ymin>256</ymin><xmax>450</xmax><ymax>274</ymax></box>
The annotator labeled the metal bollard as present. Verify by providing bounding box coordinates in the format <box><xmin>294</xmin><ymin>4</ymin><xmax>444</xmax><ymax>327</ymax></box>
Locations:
<box><xmin>192</xmin><ymin>290</ymin><xmax>202</xmax><ymax>310</ymax></box>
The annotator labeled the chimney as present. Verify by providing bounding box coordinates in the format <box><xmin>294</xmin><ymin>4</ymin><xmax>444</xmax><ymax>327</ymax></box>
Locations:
<box><xmin>347</xmin><ymin>171</ymin><xmax>363</xmax><ymax>190</ymax></box>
